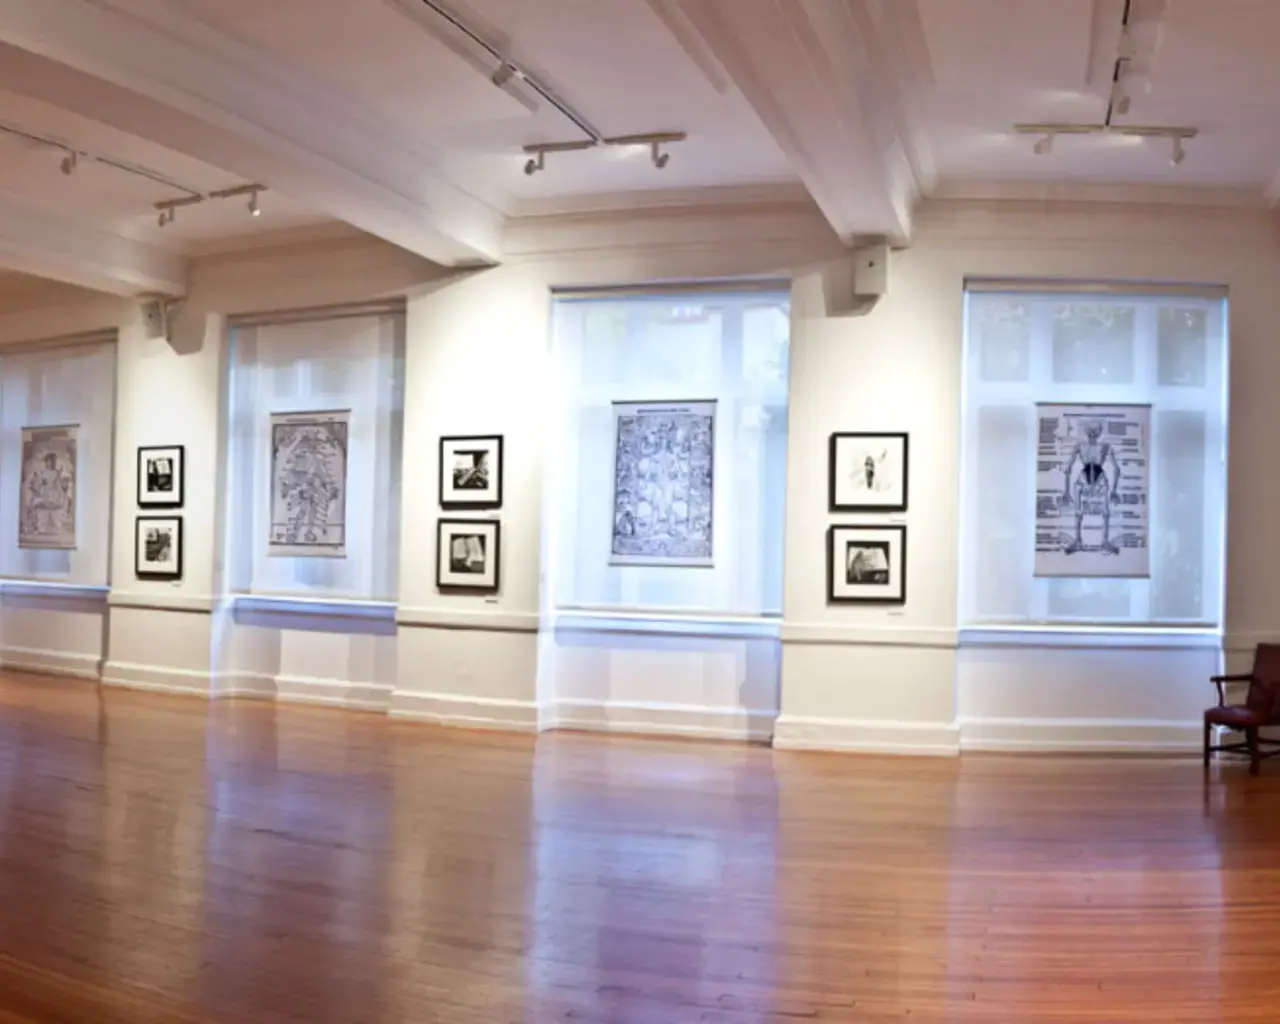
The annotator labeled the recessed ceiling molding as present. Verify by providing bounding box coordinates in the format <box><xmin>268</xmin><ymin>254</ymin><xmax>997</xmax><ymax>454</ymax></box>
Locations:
<box><xmin>929</xmin><ymin>178</ymin><xmax>1269</xmax><ymax>211</ymax></box>
<box><xmin>0</xmin><ymin>191</ymin><xmax>185</xmax><ymax>297</ymax></box>
<box><xmin>507</xmin><ymin>181</ymin><xmax>815</xmax><ymax>219</ymax></box>
<box><xmin>0</xmin><ymin>1</ymin><xmax>505</xmax><ymax>266</ymax></box>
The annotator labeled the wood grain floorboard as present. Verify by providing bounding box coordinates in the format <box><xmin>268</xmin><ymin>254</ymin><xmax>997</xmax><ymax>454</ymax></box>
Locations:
<box><xmin>0</xmin><ymin>671</ymin><xmax>1274</xmax><ymax>1021</ymax></box>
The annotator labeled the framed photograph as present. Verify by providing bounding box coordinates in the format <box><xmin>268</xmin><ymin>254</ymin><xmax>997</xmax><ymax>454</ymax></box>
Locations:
<box><xmin>135</xmin><ymin>516</ymin><xmax>183</xmax><ymax>580</ymax></box>
<box><xmin>19</xmin><ymin>424</ymin><xmax>78</xmax><ymax>549</ymax></box>
<box><xmin>436</xmin><ymin>518</ymin><xmax>500</xmax><ymax>593</ymax></box>
<box><xmin>829</xmin><ymin>432</ymin><xmax>908</xmax><ymax>512</ymax></box>
<box><xmin>610</xmin><ymin>399</ymin><xmax>716</xmax><ymax>566</ymax></box>
<box><xmin>137</xmin><ymin>445</ymin><xmax>184</xmax><ymax>508</ymax></box>
<box><xmin>439</xmin><ymin>435</ymin><xmax>503</xmax><ymax>509</ymax></box>
<box><xmin>827</xmin><ymin>524</ymin><xmax>906</xmax><ymax>604</ymax></box>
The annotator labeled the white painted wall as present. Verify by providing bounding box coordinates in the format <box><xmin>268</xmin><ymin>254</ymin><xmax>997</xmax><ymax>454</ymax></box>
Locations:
<box><xmin>0</xmin><ymin>197</ymin><xmax>1272</xmax><ymax>756</ymax></box>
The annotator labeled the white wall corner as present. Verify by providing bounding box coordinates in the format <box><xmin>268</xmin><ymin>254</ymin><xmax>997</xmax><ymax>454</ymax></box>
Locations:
<box><xmin>772</xmin><ymin>714</ymin><xmax>961</xmax><ymax>756</ymax></box>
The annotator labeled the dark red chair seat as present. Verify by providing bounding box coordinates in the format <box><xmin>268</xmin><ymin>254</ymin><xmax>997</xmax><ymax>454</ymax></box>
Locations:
<box><xmin>1205</xmin><ymin>705</ymin><xmax>1269</xmax><ymax>728</ymax></box>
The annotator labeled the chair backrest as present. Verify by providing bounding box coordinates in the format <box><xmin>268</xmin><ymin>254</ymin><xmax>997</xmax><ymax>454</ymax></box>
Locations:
<box><xmin>1248</xmin><ymin>644</ymin><xmax>1280</xmax><ymax>719</ymax></box>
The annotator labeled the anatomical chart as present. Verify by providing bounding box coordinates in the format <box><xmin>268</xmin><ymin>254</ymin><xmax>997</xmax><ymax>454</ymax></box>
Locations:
<box><xmin>269</xmin><ymin>410</ymin><xmax>349</xmax><ymax>557</ymax></box>
<box><xmin>610</xmin><ymin>400</ymin><xmax>716</xmax><ymax>566</ymax></box>
<box><xmin>1034</xmin><ymin>403</ymin><xmax>1149</xmax><ymax>578</ymax></box>
<box><xmin>19</xmin><ymin>425</ymin><xmax>78</xmax><ymax>549</ymax></box>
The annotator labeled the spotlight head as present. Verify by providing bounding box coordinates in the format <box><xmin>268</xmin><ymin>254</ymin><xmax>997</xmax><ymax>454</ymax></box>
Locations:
<box><xmin>248</xmin><ymin>191</ymin><xmax>261</xmax><ymax>217</ymax></box>
<box><xmin>1033</xmin><ymin>133</ymin><xmax>1054</xmax><ymax>156</ymax></box>
<box><xmin>524</xmin><ymin>157</ymin><xmax>538</xmax><ymax>176</ymax></box>
<box><xmin>650</xmin><ymin>141</ymin><xmax>671</xmax><ymax>169</ymax></box>
<box><xmin>491</xmin><ymin>64</ymin><xmax>515</xmax><ymax>87</ymax></box>
<box><xmin>60</xmin><ymin>151</ymin><xmax>77</xmax><ymax>176</ymax></box>
<box><xmin>1171</xmin><ymin>135</ymin><xmax>1187</xmax><ymax>166</ymax></box>
<box><xmin>1115</xmin><ymin>93</ymin><xmax>1131</xmax><ymax>116</ymax></box>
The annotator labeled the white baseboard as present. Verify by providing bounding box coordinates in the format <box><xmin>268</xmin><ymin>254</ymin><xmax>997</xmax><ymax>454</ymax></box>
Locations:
<box><xmin>959</xmin><ymin>717</ymin><xmax>1202</xmax><ymax>753</ymax></box>
<box><xmin>0</xmin><ymin>645</ymin><xmax>102</xmax><ymax>680</ymax></box>
<box><xmin>545</xmin><ymin>698</ymin><xmax>776</xmax><ymax>741</ymax></box>
<box><xmin>389</xmin><ymin>690</ymin><xmax>540</xmax><ymax>732</ymax></box>
<box><xmin>216</xmin><ymin>671</ymin><xmax>393</xmax><ymax>711</ymax></box>
<box><xmin>101</xmin><ymin>660</ymin><xmax>213</xmax><ymax>696</ymax></box>
<box><xmin>772</xmin><ymin>714</ymin><xmax>961</xmax><ymax>756</ymax></box>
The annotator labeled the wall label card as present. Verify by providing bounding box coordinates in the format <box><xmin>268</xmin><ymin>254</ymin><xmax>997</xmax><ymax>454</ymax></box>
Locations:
<box><xmin>19</xmin><ymin>424</ymin><xmax>78</xmax><ymax>549</ymax></box>
<box><xmin>269</xmin><ymin>410</ymin><xmax>349</xmax><ymax>557</ymax></box>
<box><xmin>610</xmin><ymin>399</ymin><xmax>716</xmax><ymax>567</ymax></box>
<box><xmin>1034</xmin><ymin>402</ymin><xmax>1150</xmax><ymax>578</ymax></box>
<box><xmin>829</xmin><ymin>432</ymin><xmax>909</xmax><ymax>512</ymax></box>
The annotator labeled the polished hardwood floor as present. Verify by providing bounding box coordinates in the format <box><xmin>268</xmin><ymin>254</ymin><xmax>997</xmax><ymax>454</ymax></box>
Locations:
<box><xmin>0</xmin><ymin>671</ymin><xmax>1277</xmax><ymax>1022</ymax></box>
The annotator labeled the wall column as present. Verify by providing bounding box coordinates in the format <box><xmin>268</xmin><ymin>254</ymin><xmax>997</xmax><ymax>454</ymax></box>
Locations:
<box><xmin>104</xmin><ymin>309</ymin><xmax>228</xmax><ymax>694</ymax></box>
<box><xmin>391</xmin><ymin>267</ymin><xmax>551</xmax><ymax>728</ymax></box>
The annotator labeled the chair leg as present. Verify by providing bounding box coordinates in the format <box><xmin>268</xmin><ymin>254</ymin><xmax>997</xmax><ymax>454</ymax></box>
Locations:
<box><xmin>1204</xmin><ymin>721</ymin><xmax>1212</xmax><ymax>770</ymax></box>
<box><xmin>1247</xmin><ymin>728</ymin><xmax>1260</xmax><ymax>776</ymax></box>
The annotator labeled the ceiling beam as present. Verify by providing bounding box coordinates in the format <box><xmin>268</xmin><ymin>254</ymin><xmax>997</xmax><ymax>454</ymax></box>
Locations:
<box><xmin>0</xmin><ymin>0</ymin><xmax>504</xmax><ymax>267</ymax></box>
<box><xmin>665</xmin><ymin>0</ymin><xmax>925</xmax><ymax>244</ymax></box>
<box><xmin>0</xmin><ymin>193</ymin><xmax>184</xmax><ymax>296</ymax></box>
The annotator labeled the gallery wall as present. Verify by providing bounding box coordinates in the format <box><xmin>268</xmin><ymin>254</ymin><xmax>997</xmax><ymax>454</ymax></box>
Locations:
<box><xmin>0</xmin><ymin>196</ymin><xmax>1271</xmax><ymax>754</ymax></box>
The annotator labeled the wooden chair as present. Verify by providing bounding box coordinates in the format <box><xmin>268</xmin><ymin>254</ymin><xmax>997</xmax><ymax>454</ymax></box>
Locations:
<box><xmin>1204</xmin><ymin>644</ymin><xmax>1280</xmax><ymax>776</ymax></box>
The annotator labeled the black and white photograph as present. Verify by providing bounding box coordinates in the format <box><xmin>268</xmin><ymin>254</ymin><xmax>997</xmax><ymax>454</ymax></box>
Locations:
<box><xmin>829</xmin><ymin>432</ymin><xmax>909</xmax><ymax>512</ymax></box>
<box><xmin>1034</xmin><ymin>403</ymin><xmax>1149</xmax><ymax>578</ymax></box>
<box><xmin>439</xmin><ymin>435</ymin><xmax>504</xmax><ymax>509</ymax></box>
<box><xmin>137</xmin><ymin>445</ymin><xmax>185</xmax><ymax>508</ymax></box>
<box><xmin>436</xmin><ymin>518</ymin><xmax>500</xmax><ymax>592</ymax></box>
<box><xmin>135</xmin><ymin>515</ymin><xmax>183</xmax><ymax>580</ymax></box>
<box><xmin>827</xmin><ymin>524</ymin><xmax>907</xmax><ymax>604</ymax></box>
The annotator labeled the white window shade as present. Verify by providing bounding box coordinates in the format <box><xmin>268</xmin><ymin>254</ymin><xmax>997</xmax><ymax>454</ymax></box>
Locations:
<box><xmin>226</xmin><ymin>313</ymin><xmax>404</xmax><ymax>601</ymax></box>
<box><xmin>960</xmin><ymin>289</ymin><xmax>1228</xmax><ymax>627</ymax></box>
<box><xmin>550</xmin><ymin>291</ymin><xmax>790</xmax><ymax>616</ymax></box>
<box><xmin>0</xmin><ymin>340</ymin><xmax>116</xmax><ymax>584</ymax></box>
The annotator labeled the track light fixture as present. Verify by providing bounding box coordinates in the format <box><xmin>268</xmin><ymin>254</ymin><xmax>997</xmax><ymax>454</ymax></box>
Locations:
<box><xmin>1033</xmin><ymin>133</ymin><xmax>1054</xmax><ymax>156</ymax></box>
<box><xmin>524</xmin><ymin>151</ymin><xmax>544</xmax><ymax>176</ymax></box>
<box><xmin>59</xmin><ymin>150</ymin><xmax>77</xmax><ymax>176</ymax></box>
<box><xmin>157</xmin><ymin>205</ymin><xmax>176</xmax><ymax>228</ymax></box>
<box><xmin>1015</xmin><ymin>123</ymin><xmax>1198</xmax><ymax>166</ymax></box>
<box><xmin>650</xmin><ymin>141</ymin><xmax>670</xmax><ymax>169</ymax></box>
<box><xmin>1171</xmin><ymin>134</ymin><xmax>1187</xmax><ymax>166</ymax></box>
<box><xmin>154</xmin><ymin>183</ymin><xmax>267</xmax><ymax>227</ymax></box>
<box><xmin>520</xmin><ymin>132</ymin><xmax>685</xmax><ymax>177</ymax></box>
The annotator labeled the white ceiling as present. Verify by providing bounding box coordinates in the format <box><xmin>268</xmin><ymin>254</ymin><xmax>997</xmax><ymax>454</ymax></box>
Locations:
<box><xmin>0</xmin><ymin>0</ymin><xmax>1274</xmax><ymax>294</ymax></box>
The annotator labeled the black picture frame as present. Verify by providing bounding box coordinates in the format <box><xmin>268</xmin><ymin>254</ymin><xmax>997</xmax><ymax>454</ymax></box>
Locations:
<box><xmin>826</xmin><ymin>523</ymin><xmax>906</xmax><ymax>605</ymax></box>
<box><xmin>135</xmin><ymin>515</ymin><xmax>183</xmax><ymax>581</ymax></box>
<box><xmin>828</xmin><ymin>432</ymin><xmax>909</xmax><ymax>513</ymax></box>
<box><xmin>137</xmin><ymin>444</ymin><xmax>185</xmax><ymax>509</ymax></box>
<box><xmin>435</xmin><ymin>518</ymin><xmax>501</xmax><ymax>594</ymax></box>
<box><xmin>438</xmin><ymin>435</ymin><xmax>504</xmax><ymax>510</ymax></box>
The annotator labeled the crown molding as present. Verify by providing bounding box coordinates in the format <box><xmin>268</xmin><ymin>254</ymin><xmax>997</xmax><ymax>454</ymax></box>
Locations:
<box><xmin>184</xmin><ymin>220</ymin><xmax>365</xmax><ymax>258</ymax></box>
<box><xmin>507</xmin><ymin>181</ymin><xmax>814</xmax><ymax>219</ymax></box>
<box><xmin>929</xmin><ymin>178</ymin><xmax>1270</xmax><ymax>210</ymax></box>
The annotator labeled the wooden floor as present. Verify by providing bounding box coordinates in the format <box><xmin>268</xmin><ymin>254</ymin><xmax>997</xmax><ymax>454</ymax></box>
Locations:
<box><xmin>0</xmin><ymin>675</ymin><xmax>1276</xmax><ymax>1023</ymax></box>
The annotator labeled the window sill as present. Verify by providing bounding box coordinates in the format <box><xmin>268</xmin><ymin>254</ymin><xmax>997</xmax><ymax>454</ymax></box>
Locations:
<box><xmin>553</xmin><ymin>609</ymin><xmax>780</xmax><ymax>641</ymax></box>
<box><xmin>959</xmin><ymin>625</ymin><xmax>1221</xmax><ymax>651</ymax></box>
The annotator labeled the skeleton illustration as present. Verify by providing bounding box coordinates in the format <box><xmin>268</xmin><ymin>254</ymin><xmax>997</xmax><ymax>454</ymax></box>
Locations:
<box><xmin>1060</xmin><ymin>420</ymin><xmax>1122</xmax><ymax>556</ymax></box>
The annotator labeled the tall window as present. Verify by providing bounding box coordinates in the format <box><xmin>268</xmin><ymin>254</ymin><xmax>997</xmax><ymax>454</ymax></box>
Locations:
<box><xmin>0</xmin><ymin>338</ymin><xmax>116</xmax><ymax>584</ymax></box>
<box><xmin>550</xmin><ymin>289</ymin><xmax>790</xmax><ymax>617</ymax></box>
<box><xmin>960</xmin><ymin>285</ymin><xmax>1227</xmax><ymax>627</ymax></box>
<box><xmin>225</xmin><ymin>309</ymin><xmax>404</xmax><ymax>601</ymax></box>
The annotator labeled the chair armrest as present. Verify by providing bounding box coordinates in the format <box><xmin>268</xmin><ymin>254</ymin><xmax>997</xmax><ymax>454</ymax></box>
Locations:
<box><xmin>1211</xmin><ymin>674</ymin><xmax>1253</xmax><ymax>708</ymax></box>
